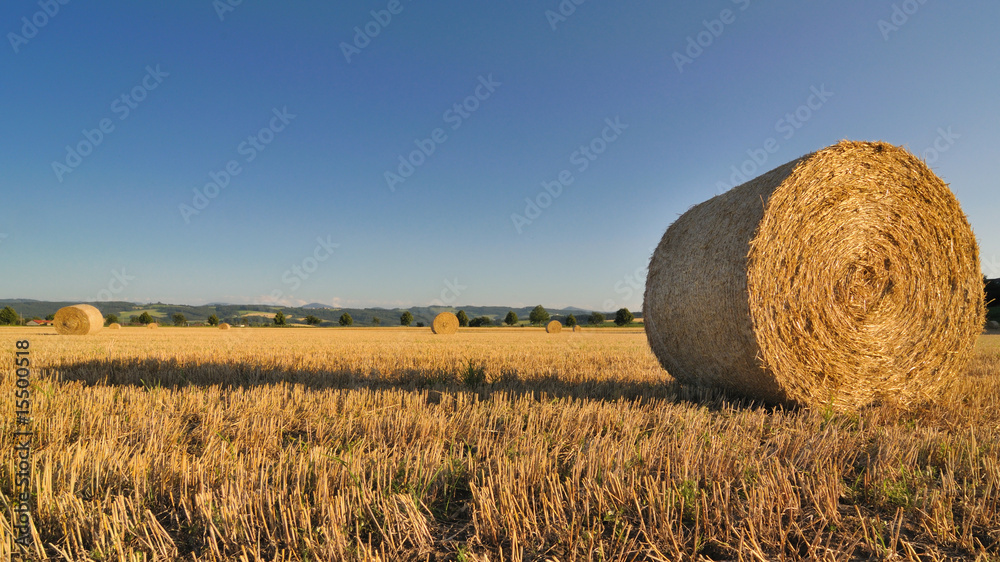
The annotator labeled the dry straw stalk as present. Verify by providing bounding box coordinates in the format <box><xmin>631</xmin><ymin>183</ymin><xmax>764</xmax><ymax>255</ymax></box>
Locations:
<box><xmin>643</xmin><ymin>140</ymin><xmax>984</xmax><ymax>409</ymax></box>
<box><xmin>431</xmin><ymin>312</ymin><xmax>459</xmax><ymax>334</ymax></box>
<box><xmin>53</xmin><ymin>304</ymin><xmax>104</xmax><ymax>336</ymax></box>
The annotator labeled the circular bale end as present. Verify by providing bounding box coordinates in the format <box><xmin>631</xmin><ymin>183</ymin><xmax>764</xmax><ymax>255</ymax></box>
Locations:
<box><xmin>54</xmin><ymin>304</ymin><xmax>104</xmax><ymax>335</ymax></box>
<box><xmin>431</xmin><ymin>312</ymin><xmax>459</xmax><ymax>334</ymax></box>
<box><xmin>644</xmin><ymin>140</ymin><xmax>983</xmax><ymax>410</ymax></box>
<box><xmin>546</xmin><ymin>320</ymin><xmax>562</xmax><ymax>333</ymax></box>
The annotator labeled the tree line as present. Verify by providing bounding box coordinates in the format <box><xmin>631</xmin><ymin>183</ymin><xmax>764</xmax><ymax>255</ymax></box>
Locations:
<box><xmin>0</xmin><ymin>304</ymin><xmax>639</xmax><ymax>328</ymax></box>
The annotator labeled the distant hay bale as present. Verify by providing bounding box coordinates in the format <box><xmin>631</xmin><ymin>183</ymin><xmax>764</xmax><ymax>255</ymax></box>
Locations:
<box><xmin>147</xmin><ymin>323</ymin><xmax>159</xmax><ymax>329</ymax></box>
<box><xmin>643</xmin><ymin>140</ymin><xmax>984</xmax><ymax>410</ymax></box>
<box><xmin>219</xmin><ymin>323</ymin><xmax>231</xmax><ymax>330</ymax></box>
<box><xmin>431</xmin><ymin>312</ymin><xmax>459</xmax><ymax>334</ymax></box>
<box><xmin>546</xmin><ymin>320</ymin><xmax>562</xmax><ymax>333</ymax></box>
<box><xmin>572</xmin><ymin>325</ymin><xmax>582</xmax><ymax>332</ymax></box>
<box><xmin>108</xmin><ymin>323</ymin><xmax>121</xmax><ymax>330</ymax></box>
<box><xmin>988</xmin><ymin>320</ymin><xmax>1000</xmax><ymax>331</ymax></box>
<box><xmin>53</xmin><ymin>304</ymin><xmax>104</xmax><ymax>336</ymax></box>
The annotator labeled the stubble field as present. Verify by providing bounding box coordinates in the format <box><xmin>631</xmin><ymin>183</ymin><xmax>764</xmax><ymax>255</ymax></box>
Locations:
<box><xmin>1</xmin><ymin>327</ymin><xmax>999</xmax><ymax>561</ymax></box>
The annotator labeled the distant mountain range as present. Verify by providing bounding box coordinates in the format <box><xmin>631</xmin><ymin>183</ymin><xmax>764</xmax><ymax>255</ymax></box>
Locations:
<box><xmin>0</xmin><ymin>299</ymin><xmax>640</xmax><ymax>327</ymax></box>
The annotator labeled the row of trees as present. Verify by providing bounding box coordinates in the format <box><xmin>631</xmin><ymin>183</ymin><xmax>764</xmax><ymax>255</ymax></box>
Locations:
<box><xmin>0</xmin><ymin>304</ymin><xmax>636</xmax><ymax>329</ymax></box>
<box><xmin>264</xmin><ymin>306</ymin><xmax>638</xmax><ymax>328</ymax></box>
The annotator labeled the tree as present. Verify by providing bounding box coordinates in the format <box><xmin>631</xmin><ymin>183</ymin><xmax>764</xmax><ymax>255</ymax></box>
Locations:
<box><xmin>469</xmin><ymin>316</ymin><xmax>493</xmax><ymax>327</ymax></box>
<box><xmin>129</xmin><ymin>315</ymin><xmax>140</xmax><ymax>325</ymax></box>
<box><xmin>566</xmin><ymin>314</ymin><xmax>577</xmax><ymax>327</ymax></box>
<box><xmin>588</xmin><ymin>311</ymin><xmax>605</xmax><ymax>325</ymax></box>
<box><xmin>207</xmin><ymin>314</ymin><xmax>219</xmax><ymax>326</ymax></box>
<box><xmin>0</xmin><ymin>306</ymin><xmax>20</xmax><ymax>326</ymax></box>
<box><xmin>400</xmin><ymin>311</ymin><xmax>413</xmax><ymax>326</ymax></box>
<box><xmin>456</xmin><ymin>310</ymin><xmax>470</xmax><ymax>327</ymax></box>
<box><xmin>305</xmin><ymin>315</ymin><xmax>321</xmax><ymax>325</ymax></box>
<box><xmin>172</xmin><ymin>313</ymin><xmax>187</xmax><ymax>327</ymax></box>
<box><xmin>45</xmin><ymin>313</ymin><xmax>55</xmax><ymax>321</ymax></box>
<box><xmin>273</xmin><ymin>311</ymin><xmax>286</xmax><ymax>326</ymax></box>
<box><xmin>339</xmin><ymin>313</ymin><xmax>353</xmax><ymax>326</ymax></box>
<box><xmin>138</xmin><ymin>312</ymin><xmax>154</xmax><ymax>325</ymax></box>
<box><xmin>105</xmin><ymin>314</ymin><xmax>119</xmax><ymax>326</ymax></box>
<box><xmin>504</xmin><ymin>310</ymin><xmax>518</xmax><ymax>326</ymax></box>
<box><xmin>614</xmin><ymin>308</ymin><xmax>634</xmax><ymax>326</ymax></box>
<box><xmin>372</xmin><ymin>316</ymin><xmax>381</xmax><ymax>326</ymax></box>
<box><xmin>529</xmin><ymin>305</ymin><xmax>549</xmax><ymax>325</ymax></box>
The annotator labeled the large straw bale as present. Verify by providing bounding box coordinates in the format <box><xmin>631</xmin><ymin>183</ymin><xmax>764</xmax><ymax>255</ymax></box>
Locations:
<box><xmin>53</xmin><ymin>304</ymin><xmax>104</xmax><ymax>336</ymax></box>
<box><xmin>546</xmin><ymin>321</ymin><xmax>562</xmax><ymax>333</ymax></box>
<box><xmin>431</xmin><ymin>312</ymin><xmax>459</xmax><ymax>334</ymax></box>
<box><xmin>643</xmin><ymin>140</ymin><xmax>984</xmax><ymax>409</ymax></box>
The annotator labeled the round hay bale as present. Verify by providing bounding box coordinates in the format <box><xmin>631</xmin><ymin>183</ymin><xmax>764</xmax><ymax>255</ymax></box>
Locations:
<box><xmin>219</xmin><ymin>323</ymin><xmax>231</xmax><ymax>330</ymax></box>
<box><xmin>431</xmin><ymin>312</ymin><xmax>459</xmax><ymax>334</ymax></box>
<box><xmin>988</xmin><ymin>320</ymin><xmax>1000</xmax><ymax>331</ymax></box>
<box><xmin>147</xmin><ymin>322</ymin><xmax>159</xmax><ymax>329</ymax></box>
<box><xmin>644</xmin><ymin>140</ymin><xmax>983</xmax><ymax>409</ymax></box>
<box><xmin>108</xmin><ymin>323</ymin><xmax>121</xmax><ymax>330</ymax></box>
<box><xmin>546</xmin><ymin>320</ymin><xmax>562</xmax><ymax>333</ymax></box>
<box><xmin>572</xmin><ymin>325</ymin><xmax>582</xmax><ymax>332</ymax></box>
<box><xmin>53</xmin><ymin>304</ymin><xmax>104</xmax><ymax>336</ymax></box>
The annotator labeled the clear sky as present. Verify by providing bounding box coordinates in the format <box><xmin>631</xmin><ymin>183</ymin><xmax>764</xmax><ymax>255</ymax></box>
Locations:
<box><xmin>2</xmin><ymin>1</ymin><xmax>998</xmax><ymax>310</ymax></box>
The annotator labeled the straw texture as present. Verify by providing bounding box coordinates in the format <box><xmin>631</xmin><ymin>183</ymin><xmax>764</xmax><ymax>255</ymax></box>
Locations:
<box><xmin>643</xmin><ymin>140</ymin><xmax>984</xmax><ymax>409</ymax></box>
<box><xmin>546</xmin><ymin>321</ymin><xmax>562</xmax><ymax>333</ymax></box>
<box><xmin>431</xmin><ymin>312</ymin><xmax>459</xmax><ymax>335</ymax></box>
<box><xmin>53</xmin><ymin>305</ymin><xmax>104</xmax><ymax>336</ymax></box>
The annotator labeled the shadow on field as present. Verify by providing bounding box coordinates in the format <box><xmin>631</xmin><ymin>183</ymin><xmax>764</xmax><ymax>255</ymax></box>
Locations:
<box><xmin>43</xmin><ymin>357</ymin><xmax>774</xmax><ymax>411</ymax></box>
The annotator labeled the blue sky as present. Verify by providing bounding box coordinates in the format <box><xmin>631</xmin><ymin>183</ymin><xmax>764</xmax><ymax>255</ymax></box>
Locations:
<box><xmin>2</xmin><ymin>1</ymin><xmax>998</xmax><ymax>310</ymax></box>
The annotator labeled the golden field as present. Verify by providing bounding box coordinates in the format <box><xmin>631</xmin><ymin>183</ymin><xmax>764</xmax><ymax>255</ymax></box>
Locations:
<box><xmin>1</xmin><ymin>326</ymin><xmax>999</xmax><ymax>561</ymax></box>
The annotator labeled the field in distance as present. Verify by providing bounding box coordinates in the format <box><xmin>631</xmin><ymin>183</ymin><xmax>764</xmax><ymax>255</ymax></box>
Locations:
<box><xmin>0</xmin><ymin>327</ymin><xmax>998</xmax><ymax>561</ymax></box>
